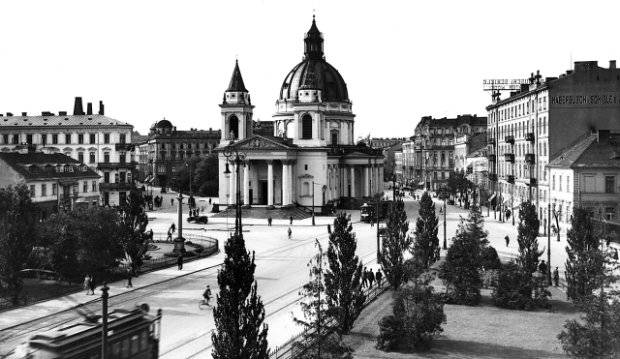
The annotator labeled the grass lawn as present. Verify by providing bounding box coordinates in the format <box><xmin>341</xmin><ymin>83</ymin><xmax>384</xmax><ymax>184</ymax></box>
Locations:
<box><xmin>345</xmin><ymin>287</ymin><xmax>578</xmax><ymax>359</ymax></box>
<box><xmin>0</xmin><ymin>279</ymin><xmax>81</xmax><ymax>311</ymax></box>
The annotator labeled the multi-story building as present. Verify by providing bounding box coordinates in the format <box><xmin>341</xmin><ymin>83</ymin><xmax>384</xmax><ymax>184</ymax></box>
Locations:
<box><xmin>145</xmin><ymin>120</ymin><xmax>220</xmax><ymax>188</ymax></box>
<box><xmin>0</xmin><ymin>97</ymin><xmax>136</xmax><ymax>206</ymax></box>
<box><xmin>369</xmin><ymin>137</ymin><xmax>407</xmax><ymax>149</ymax></box>
<box><xmin>401</xmin><ymin>140</ymin><xmax>417</xmax><ymax>183</ymax></box>
<box><xmin>394</xmin><ymin>146</ymin><xmax>403</xmax><ymax>180</ymax></box>
<box><xmin>454</xmin><ymin>132</ymin><xmax>489</xmax><ymax>190</ymax></box>
<box><xmin>486</xmin><ymin>60</ymin><xmax>620</xmax><ymax>230</ymax></box>
<box><xmin>547</xmin><ymin>130</ymin><xmax>620</xmax><ymax>238</ymax></box>
<box><xmin>411</xmin><ymin>114</ymin><xmax>487</xmax><ymax>190</ymax></box>
<box><xmin>0</xmin><ymin>150</ymin><xmax>100</xmax><ymax>216</ymax></box>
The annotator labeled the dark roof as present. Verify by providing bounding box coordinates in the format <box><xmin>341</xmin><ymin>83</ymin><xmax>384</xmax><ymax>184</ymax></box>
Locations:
<box><xmin>227</xmin><ymin>60</ymin><xmax>248</xmax><ymax>92</ymax></box>
<box><xmin>0</xmin><ymin>152</ymin><xmax>100</xmax><ymax>180</ymax></box>
<box><xmin>131</xmin><ymin>131</ymin><xmax>148</xmax><ymax>144</ymax></box>
<box><xmin>415</xmin><ymin>115</ymin><xmax>487</xmax><ymax>130</ymax></box>
<box><xmin>0</xmin><ymin>114</ymin><xmax>131</xmax><ymax>128</ymax></box>
<box><xmin>467</xmin><ymin>133</ymin><xmax>488</xmax><ymax>154</ymax></box>
<box><xmin>548</xmin><ymin>132</ymin><xmax>620</xmax><ymax>169</ymax></box>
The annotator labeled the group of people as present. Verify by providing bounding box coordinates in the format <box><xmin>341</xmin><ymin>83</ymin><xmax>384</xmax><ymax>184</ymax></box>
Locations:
<box><xmin>83</xmin><ymin>274</ymin><xmax>97</xmax><ymax>295</ymax></box>
<box><xmin>189</xmin><ymin>208</ymin><xmax>203</xmax><ymax>218</ymax></box>
<box><xmin>167</xmin><ymin>223</ymin><xmax>177</xmax><ymax>241</ymax></box>
<box><xmin>362</xmin><ymin>268</ymin><xmax>382</xmax><ymax>289</ymax></box>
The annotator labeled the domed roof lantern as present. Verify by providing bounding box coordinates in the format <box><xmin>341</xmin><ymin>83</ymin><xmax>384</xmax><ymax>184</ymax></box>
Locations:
<box><xmin>304</xmin><ymin>15</ymin><xmax>324</xmax><ymax>60</ymax></box>
<box><xmin>226</xmin><ymin>59</ymin><xmax>248</xmax><ymax>92</ymax></box>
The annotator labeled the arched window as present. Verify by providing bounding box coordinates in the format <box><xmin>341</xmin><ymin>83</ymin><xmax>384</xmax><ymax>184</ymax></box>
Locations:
<box><xmin>301</xmin><ymin>114</ymin><xmax>313</xmax><ymax>139</ymax></box>
<box><xmin>229</xmin><ymin>115</ymin><xmax>239</xmax><ymax>140</ymax></box>
<box><xmin>330</xmin><ymin>130</ymin><xmax>339</xmax><ymax>145</ymax></box>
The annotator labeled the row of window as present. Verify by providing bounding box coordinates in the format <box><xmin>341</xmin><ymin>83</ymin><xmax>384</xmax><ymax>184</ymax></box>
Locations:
<box><xmin>490</xmin><ymin>95</ymin><xmax>547</xmax><ymax>124</ymax></box>
<box><xmin>157</xmin><ymin>142</ymin><xmax>215</xmax><ymax>151</ymax></box>
<box><xmin>29</xmin><ymin>180</ymin><xmax>98</xmax><ymax>198</ymax></box>
<box><xmin>582</xmin><ymin>175</ymin><xmax>617</xmax><ymax>194</ymax></box>
<box><xmin>489</xmin><ymin>115</ymin><xmax>548</xmax><ymax>143</ymax></box>
<box><xmin>102</xmin><ymin>171</ymin><xmax>129</xmax><ymax>183</ymax></box>
<box><xmin>1</xmin><ymin>132</ymin><xmax>125</xmax><ymax>146</ymax></box>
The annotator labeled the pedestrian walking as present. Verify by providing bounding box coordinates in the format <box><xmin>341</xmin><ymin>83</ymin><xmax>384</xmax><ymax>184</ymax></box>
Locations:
<box><xmin>614</xmin><ymin>248</ymin><xmax>619</xmax><ymax>260</ymax></box>
<box><xmin>177</xmin><ymin>255</ymin><xmax>183</xmax><ymax>270</ymax></box>
<box><xmin>289</xmin><ymin>216</ymin><xmax>293</xmax><ymax>225</ymax></box>
<box><xmin>171</xmin><ymin>198</ymin><xmax>174</xmax><ymax>207</ymax></box>
<box><xmin>376</xmin><ymin>269</ymin><xmax>383</xmax><ymax>287</ymax></box>
<box><xmin>171</xmin><ymin>222</ymin><xmax>176</xmax><ymax>233</ymax></box>
<box><xmin>203</xmin><ymin>285</ymin><xmax>212</xmax><ymax>306</ymax></box>
<box><xmin>553</xmin><ymin>267</ymin><xmax>560</xmax><ymax>287</ymax></box>
<box><xmin>327</xmin><ymin>224</ymin><xmax>331</xmax><ymax>234</ymax></box>
<box><xmin>209</xmin><ymin>198</ymin><xmax>212</xmax><ymax>204</ymax></box>
<box><xmin>126</xmin><ymin>268</ymin><xmax>133</xmax><ymax>288</ymax></box>
<box><xmin>538</xmin><ymin>260</ymin><xmax>547</xmax><ymax>276</ymax></box>
<box><xmin>167</xmin><ymin>228</ymin><xmax>173</xmax><ymax>241</ymax></box>
<box><xmin>362</xmin><ymin>268</ymin><xmax>368</xmax><ymax>288</ymax></box>
<box><xmin>368</xmin><ymin>270</ymin><xmax>375</xmax><ymax>288</ymax></box>
<box><xmin>88</xmin><ymin>275</ymin><xmax>96</xmax><ymax>295</ymax></box>
<box><xmin>505</xmin><ymin>235</ymin><xmax>510</xmax><ymax>247</ymax></box>
<box><xmin>606</xmin><ymin>237</ymin><xmax>611</xmax><ymax>247</ymax></box>
<box><xmin>287</xmin><ymin>227</ymin><xmax>292</xmax><ymax>240</ymax></box>
<box><xmin>268</xmin><ymin>217</ymin><xmax>272</xmax><ymax>226</ymax></box>
<box><xmin>83</xmin><ymin>275</ymin><xmax>91</xmax><ymax>295</ymax></box>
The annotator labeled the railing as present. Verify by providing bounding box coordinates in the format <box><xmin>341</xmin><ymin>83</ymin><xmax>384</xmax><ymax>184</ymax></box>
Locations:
<box><xmin>504</xmin><ymin>153</ymin><xmax>515</xmax><ymax>163</ymax></box>
<box><xmin>97</xmin><ymin>162</ymin><xmax>137</xmax><ymax>170</ymax></box>
<box><xmin>488</xmin><ymin>154</ymin><xmax>496</xmax><ymax>162</ymax></box>
<box><xmin>525</xmin><ymin>153</ymin><xmax>536</xmax><ymax>164</ymax></box>
<box><xmin>529</xmin><ymin>178</ymin><xmax>538</xmax><ymax>187</ymax></box>
<box><xmin>269</xmin><ymin>284</ymin><xmax>387</xmax><ymax>359</ymax></box>
<box><xmin>526</xmin><ymin>133</ymin><xmax>535</xmax><ymax>142</ymax></box>
<box><xmin>505</xmin><ymin>135</ymin><xmax>515</xmax><ymax>144</ymax></box>
<box><xmin>507</xmin><ymin>175</ymin><xmax>515</xmax><ymax>184</ymax></box>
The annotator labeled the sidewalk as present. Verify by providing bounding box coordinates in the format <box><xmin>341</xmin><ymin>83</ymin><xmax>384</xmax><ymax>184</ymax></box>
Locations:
<box><xmin>0</xmin><ymin>250</ymin><xmax>225</xmax><ymax>330</ymax></box>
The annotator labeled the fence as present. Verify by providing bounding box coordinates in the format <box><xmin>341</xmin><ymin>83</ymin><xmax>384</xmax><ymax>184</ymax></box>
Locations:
<box><xmin>138</xmin><ymin>233</ymin><xmax>219</xmax><ymax>273</ymax></box>
<box><xmin>269</xmin><ymin>284</ymin><xmax>387</xmax><ymax>359</ymax></box>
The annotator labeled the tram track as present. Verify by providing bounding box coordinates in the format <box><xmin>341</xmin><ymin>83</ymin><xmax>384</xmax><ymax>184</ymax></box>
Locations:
<box><xmin>0</xmin><ymin>230</ymin><xmax>330</xmax><ymax>353</ymax></box>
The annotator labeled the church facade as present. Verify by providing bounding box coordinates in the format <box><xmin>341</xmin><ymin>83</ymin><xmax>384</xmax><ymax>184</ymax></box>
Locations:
<box><xmin>217</xmin><ymin>17</ymin><xmax>384</xmax><ymax>212</ymax></box>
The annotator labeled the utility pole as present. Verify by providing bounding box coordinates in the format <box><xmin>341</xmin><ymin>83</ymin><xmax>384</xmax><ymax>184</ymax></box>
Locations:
<box><xmin>312</xmin><ymin>181</ymin><xmax>315</xmax><ymax>226</ymax></box>
<box><xmin>547</xmin><ymin>203</ymin><xmax>552</xmax><ymax>286</ymax></box>
<box><xmin>101</xmin><ymin>283</ymin><xmax>109</xmax><ymax>359</ymax></box>
<box><xmin>443</xmin><ymin>195</ymin><xmax>447</xmax><ymax>250</ymax></box>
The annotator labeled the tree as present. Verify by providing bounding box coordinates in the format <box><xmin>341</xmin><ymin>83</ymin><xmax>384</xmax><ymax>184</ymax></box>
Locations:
<box><xmin>411</xmin><ymin>192</ymin><xmax>439</xmax><ymax>270</ymax></box>
<box><xmin>380</xmin><ymin>198</ymin><xmax>413</xmax><ymax>290</ymax></box>
<box><xmin>377</xmin><ymin>281</ymin><xmax>446</xmax><ymax>352</ymax></box>
<box><xmin>324</xmin><ymin>213</ymin><xmax>365</xmax><ymax>338</ymax></box>
<box><xmin>558</xmin><ymin>290</ymin><xmax>620</xmax><ymax>358</ymax></box>
<box><xmin>516</xmin><ymin>201</ymin><xmax>543</xmax><ymax>277</ymax></box>
<box><xmin>0</xmin><ymin>185</ymin><xmax>40</xmax><ymax>303</ymax></box>
<box><xmin>565</xmin><ymin>208</ymin><xmax>607</xmax><ymax>303</ymax></box>
<box><xmin>439</xmin><ymin>204</ymin><xmax>488</xmax><ymax>305</ymax></box>
<box><xmin>193</xmin><ymin>154</ymin><xmax>220</xmax><ymax>196</ymax></box>
<box><xmin>118</xmin><ymin>188</ymin><xmax>151</xmax><ymax>275</ymax></box>
<box><xmin>294</xmin><ymin>240</ymin><xmax>352</xmax><ymax>359</ymax></box>
<box><xmin>212</xmin><ymin>231</ymin><xmax>269</xmax><ymax>359</ymax></box>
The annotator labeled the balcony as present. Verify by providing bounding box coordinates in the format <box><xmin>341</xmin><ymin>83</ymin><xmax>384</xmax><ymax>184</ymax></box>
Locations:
<box><xmin>525</xmin><ymin>153</ymin><xmax>536</xmax><ymax>164</ymax></box>
<box><xmin>97</xmin><ymin>162</ymin><xmax>137</xmax><ymax>170</ymax></box>
<box><xmin>529</xmin><ymin>178</ymin><xmax>538</xmax><ymax>187</ymax></box>
<box><xmin>489</xmin><ymin>173</ymin><xmax>498</xmax><ymax>182</ymax></box>
<box><xmin>504</xmin><ymin>153</ymin><xmax>515</xmax><ymax>163</ymax></box>
<box><xmin>488</xmin><ymin>154</ymin><xmax>496</xmax><ymax>162</ymax></box>
<box><xmin>505</xmin><ymin>135</ymin><xmax>515</xmax><ymax>145</ymax></box>
<box><xmin>488</xmin><ymin>137</ymin><xmax>496</xmax><ymax>146</ymax></box>
<box><xmin>99</xmin><ymin>182</ymin><xmax>134</xmax><ymax>191</ymax></box>
<box><xmin>507</xmin><ymin>175</ymin><xmax>515</xmax><ymax>184</ymax></box>
<box><xmin>526</xmin><ymin>133</ymin><xmax>535</xmax><ymax>142</ymax></box>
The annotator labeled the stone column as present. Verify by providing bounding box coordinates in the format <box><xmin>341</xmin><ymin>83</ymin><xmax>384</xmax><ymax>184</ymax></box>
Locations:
<box><xmin>364</xmin><ymin>166</ymin><xmax>370</xmax><ymax>197</ymax></box>
<box><xmin>267</xmin><ymin>161</ymin><xmax>274</xmax><ymax>206</ymax></box>
<box><xmin>350</xmin><ymin>166</ymin><xmax>356</xmax><ymax>198</ymax></box>
<box><xmin>288</xmin><ymin>162</ymin><xmax>294</xmax><ymax>203</ymax></box>
<box><xmin>243</xmin><ymin>162</ymin><xmax>250</xmax><ymax>206</ymax></box>
<box><xmin>282</xmin><ymin>162</ymin><xmax>289</xmax><ymax>205</ymax></box>
<box><xmin>228</xmin><ymin>162</ymin><xmax>235</xmax><ymax>205</ymax></box>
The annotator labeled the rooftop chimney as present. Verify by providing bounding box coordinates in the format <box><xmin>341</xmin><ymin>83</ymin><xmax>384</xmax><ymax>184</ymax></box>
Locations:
<box><xmin>58</xmin><ymin>111</ymin><xmax>67</xmax><ymax>116</ymax></box>
<box><xmin>73</xmin><ymin>97</ymin><xmax>84</xmax><ymax>115</ymax></box>
<box><xmin>610</xmin><ymin>60</ymin><xmax>617</xmax><ymax>69</ymax></box>
<box><xmin>21</xmin><ymin>112</ymin><xmax>27</xmax><ymax>116</ymax></box>
<box><xmin>87</xmin><ymin>102</ymin><xmax>93</xmax><ymax>115</ymax></box>
<box><xmin>98</xmin><ymin>101</ymin><xmax>105</xmax><ymax>115</ymax></box>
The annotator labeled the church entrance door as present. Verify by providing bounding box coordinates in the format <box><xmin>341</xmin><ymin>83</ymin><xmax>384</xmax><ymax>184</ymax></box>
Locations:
<box><xmin>249</xmin><ymin>189</ymin><xmax>254</xmax><ymax>205</ymax></box>
<box><xmin>259</xmin><ymin>180</ymin><xmax>268</xmax><ymax>205</ymax></box>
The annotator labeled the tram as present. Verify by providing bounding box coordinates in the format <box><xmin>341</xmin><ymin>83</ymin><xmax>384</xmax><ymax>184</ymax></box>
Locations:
<box><xmin>11</xmin><ymin>305</ymin><xmax>161</xmax><ymax>359</ymax></box>
<box><xmin>360</xmin><ymin>201</ymin><xmax>391</xmax><ymax>223</ymax></box>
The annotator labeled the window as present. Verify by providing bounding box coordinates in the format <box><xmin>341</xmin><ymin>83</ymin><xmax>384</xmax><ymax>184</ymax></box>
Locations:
<box><xmin>303</xmin><ymin>182</ymin><xmax>310</xmax><ymax>196</ymax></box>
<box><xmin>559</xmin><ymin>175</ymin><xmax>562</xmax><ymax>191</ymax></box>
<box><xmin>2</xmin><ymin>134</ymin><xmax>7</xmax><ymax>144</ymax></box>
<box><xmin>584</xmin><ymin>175</ymin><xmax>596</xmax><ymax>192</ymax></box>
<box><xmin>552</xmin><ymin>175</ymin><xmax>556</xmax><ymax>190</ymax></box>
<box><xmin>41</xmin><ymin>134</ymin><xmax>47</xmax><ymax>145</ymax></box>
<box><xmin>605</xmin><ymin>176</ymin><xmax>615</xmax><ymax>193</ymax></box>
<box><xmin>120</xmin><ymin>133</ymin><xmax>126</xmax><ymax>144</ymax></box>
<box><xmin>78</xmin><ymin>152</ymin><xmax>84</xmax><ymax>163</ymax></box>
<box><xmin>330</xmin><ymin>130</ymin><xmax>339</xmax><ymax>145</ymax></box>
<box><xmin>566</xmin><ymin>176</ymin><xmax>570</xmax><ymax>193</ymax></box>
<box><xmin>65</xmin><ymin>133</ymin><xmax>71</xmax><ymax>144</ymax></box>
<box><xmin>104</xmin><ymin>152</ymin><xmax>110</xmax><ymax>163</ymax></box>
<box><xmin>26</xmin><ymin>134</ymin><xmax>32</xmax><ymax>144</ymax></box>
<box><xmin>92</xmin><ymin>180</ymin><xmax>97</xmax><ymax>192</ymax></box>
<box><xmin>301</xmin><ymin>114</ymin><xmax>313</xmax><ymax>139</ymax></box>
<box><xmin>119</xmin><ymin>153</ymin><xmax>126</xmax><ymax>163</ymax></box>
<box><xmin>52</xmin><ymin>184</ymin><xmax>57</xmax><ymax>195</ymax></box>
<box><xmin>41</xmin><ymin>184</ymin><xmax>47</xmax><ymax>197</ymax></box>
<box><xmin>12</xmin><ymin>134</ymin><xmax>19</xmax><ymax>144</ymax></box>
<box><xmin>605</xmin><ymin>207</ymin><xmax>616</xmax><ymax>221</ymax></box>
<box><xmin>104</xmin><ymin>133</ymin><xmax>110</xmax><ymax>144</ymax></box>
<box><xmin>119</xmin><ymin>171</ymin><xmax>126</xmax><ymax>183</ymax></box>
<box><xmin>104</xmin><ymin>172</ymin><xmax>110</xmax><ymax>183</ymax></box>
<box><xmin>304</xmin><ymin>164</ymin><xmax>308</xmax><ymax>170</ymax></box>
<box><xmin>90</xmin><ymin>152</ymin><xmax>96</xmax><ymax>163</ymax></box>
<box><xmin>83</xmin><ymin>181</ymin><xmax>88</xmax><ymax>192</ymax></box>
<box><xmin>78</xmin><ymin>134</ymin><xmax>84</xmax><ymax>144</ymax></box>
<box><xmin>90</xmin><ymin>133</ymin><xmax>96</xmax><ymax>144</ymax></box>
<box><xmin>29</xmin><ymin>185</ymin><xmax>35</xmax><ymax>197</ymax></box>
<box><xmin>52</xmin><ymin>134</ymin><xmax>58</xmax><ymax>144</ymax></box>
<box><xmin>228</xmin><ymin>115</ymin><xmax>239</xmax><ymax>139</ymax></box>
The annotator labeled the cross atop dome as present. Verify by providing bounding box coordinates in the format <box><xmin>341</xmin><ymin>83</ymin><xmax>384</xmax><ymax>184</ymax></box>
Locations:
<box><xmin>226</xmin><ymin>59</ymin><xmax>248</xmax><ymax>93</ymax></box>
<box><xmin>304</xmin><ymin>15</ymin><xmax>324</xmax><ymax>60</ymax></box>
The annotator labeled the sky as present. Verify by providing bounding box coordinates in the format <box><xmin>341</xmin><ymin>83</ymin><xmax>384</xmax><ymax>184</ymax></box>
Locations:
<box><xmin>1</xmin><ymin>0</ymin><xmax>619</xmax><ymax>138</ymax></box>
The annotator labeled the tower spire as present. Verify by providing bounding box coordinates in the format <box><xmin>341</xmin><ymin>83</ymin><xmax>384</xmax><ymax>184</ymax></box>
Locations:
<box><xmin>227</xmin><ymin>59</ymin><xmax>248</xmax><ymax>92</ymax></box>
<box><xmin>304</xmin><ymin>15</ymin><xmax>324</xmax><ymax>60</ymax></box>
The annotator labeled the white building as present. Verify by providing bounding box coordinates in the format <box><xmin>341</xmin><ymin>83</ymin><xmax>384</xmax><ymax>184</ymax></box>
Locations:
<box><xmin>0</xmin><ymin>98</ymin><xmax>136</xmax><ymax>206</ymax></box>
<box><xmin>217</xmin><ymin>17</ymin><xmax>384</xmax><ymax>211</ymax></box>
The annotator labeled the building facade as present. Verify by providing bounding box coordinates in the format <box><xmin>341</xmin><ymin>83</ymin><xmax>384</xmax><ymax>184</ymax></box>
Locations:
<box><xmin>217</xmin><ymin>17</ymin><xmax>384</xmax><ymax>211</ymax></box>
<box><xmin>0</xmin><ymin>98</ymin><xmax>136</xmax><ymax>206</ymax></box>
<box><xmin>486</xmin><ymin>60</ymin><xmax>620</xmax><ymax>231</ymax></box>
<box><xmin>454</xmin><ymin>132</ymin><xmax>489</xmax><ymax>189</ymax></box>
<box><xmin>410</xmin><ymin>114</ymin><xmax>487</xmax><ymax>190</ymax></box>
<box><xmin>0</xmin><ymin>151</ymin><xmax>100</xmax><ymax>215</ymax></box>
<box><xmin>143</xmin><ymin>121</ymin><xmax>220</xmax><ymax>188</ymax></box>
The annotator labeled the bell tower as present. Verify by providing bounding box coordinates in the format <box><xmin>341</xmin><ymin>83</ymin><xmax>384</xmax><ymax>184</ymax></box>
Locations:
<box><xmin>220</xmin><ymin>59</ymin><xmax>254</xmax><ymax>146</ymax></box>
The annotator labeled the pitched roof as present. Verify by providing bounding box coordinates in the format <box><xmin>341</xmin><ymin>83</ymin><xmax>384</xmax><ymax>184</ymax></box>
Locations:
<box><xmin>0</xmin><ymin>152</ymin><xmax>100</xmax><ymax>180</ymax></box>
<box><xmin>548</xmin><ymin>133</ymin><xmax>620</xmax><ymax>169</ymax></box>
<box><xmin>0</xmin><ymin>114</ymin><xmax>132</xmax><ymax>128</ymax></box>
<box><xmin>227</xmin><ymin>60</ymin><xmax>248</xmax><ymax>92</ymax></box>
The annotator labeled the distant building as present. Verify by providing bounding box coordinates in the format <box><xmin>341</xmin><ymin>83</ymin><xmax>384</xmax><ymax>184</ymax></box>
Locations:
<box><xmin>547</xmin><ymin>130</ymin><xmax>620</xmax><ymax>239</ymax></box>
<box><xmin>410</xmin><ymin>114</ymin><xmax>487</xmax><ymax>190</ymax></box>
<box><xmin>0</xmin><ymin>150</ymin><xmax>100</xmax><ymax>215</ymax></box>
<box><xmin>394</xmin><ymin>146</ymin><xmax>403</xmax><ymax>179</ymax></box>
<box><xmin>453</xmin><ymin>132</ymin><xmax>489</xmax><ymax>189</ymax></box>
<box><xmin>369</xmin><ymin>137</ymin><xmax>406</xmax><ymax>149</ymax></box>
<box><xmin>487</xmin><ymin>60</ymin><xmax>620</xmax><ymax>230</ymax></box>
<box><xmin>0</xmin><ymin>97</ymin><xmax>136</xmax><ymax>206</ymax></box>
<box><xmin>144</xmin><ymin>120</ymin><xmax>220</xmax><ymax>188</ymax></box>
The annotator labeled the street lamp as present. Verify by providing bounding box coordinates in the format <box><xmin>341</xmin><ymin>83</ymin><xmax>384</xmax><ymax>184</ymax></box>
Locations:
<box><xmin>223</xmin><ymin>144</ymin><xmax>246</xmax><ymax>235</ymax></box>
<box><xmin>440</xmin><ymin>187</ymin><xmax>447</xmax><ymax>250</ymax></box>
<box><xmin>185</xmin><ymin>160</ymin><xmax>193</xmax><ymax>210</ymax></box>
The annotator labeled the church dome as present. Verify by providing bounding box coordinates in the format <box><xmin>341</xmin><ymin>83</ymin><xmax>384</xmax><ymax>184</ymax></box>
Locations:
<box><xmin>279</xmin><ymin>17</ymin><xmax>349</xmax><ymax>103</ymax></box>
<box><xmin>154</xmin><ymin>119</ymin><xmax>173</xmax><ymax>129</ymax></box>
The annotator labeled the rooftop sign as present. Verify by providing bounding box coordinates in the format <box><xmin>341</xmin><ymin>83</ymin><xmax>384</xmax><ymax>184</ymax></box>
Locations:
<box><xmin>483</xmin><ymin>79</ymin><xmax>529</xmax><ymax>91</ymax></box>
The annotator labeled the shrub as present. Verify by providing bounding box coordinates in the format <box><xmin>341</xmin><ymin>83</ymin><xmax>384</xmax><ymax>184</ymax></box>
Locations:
<box><xmin>376</xmin><ymin>284</ymin><xmax>445</xmax><ymax>352</ymax></box>
<box><xmin>480</xmin><ymin>246</ymin><xmax>502</xmax><ymax>270</ymax></box>
<box><xmin>492</xmin><ymin>262</ymin><xmax>550</xmax><ymax>310</ymax></box>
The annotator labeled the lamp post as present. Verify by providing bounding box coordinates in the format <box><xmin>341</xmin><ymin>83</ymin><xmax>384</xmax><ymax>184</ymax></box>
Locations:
<box><xmin>173</xmin><ymin>191</ymin><xmax>185</xmax><ymax>254</ymax></box>
<box><xmin>223</xmin><ymin>144</ymin><xmax>246</xmax><ymax>235</ymax></box>
<box><xmin>185</xmin><ymin>160</ymin><xmax>193</xmax><ymax>209</ymax></box>
<box><xmin>440</xmin><ymin>187</ymin><xmax>447</xmax><ymax>250</ymax></box>
<box><xmin>547</xmin><ymin>203</ymin><xmax>552</xmax><ymax>286</ymax></box>
<box><xmin>100</xmin><ymin>283</ymin><xmax>109</xmax><ymax>359</ymax></box>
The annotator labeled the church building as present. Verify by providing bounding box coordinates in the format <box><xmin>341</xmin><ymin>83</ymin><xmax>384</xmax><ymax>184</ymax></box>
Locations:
<box><xmin>217</xmin><ymin>17</ymin><xmax>384</xmax><ymax>212</ymax></box>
